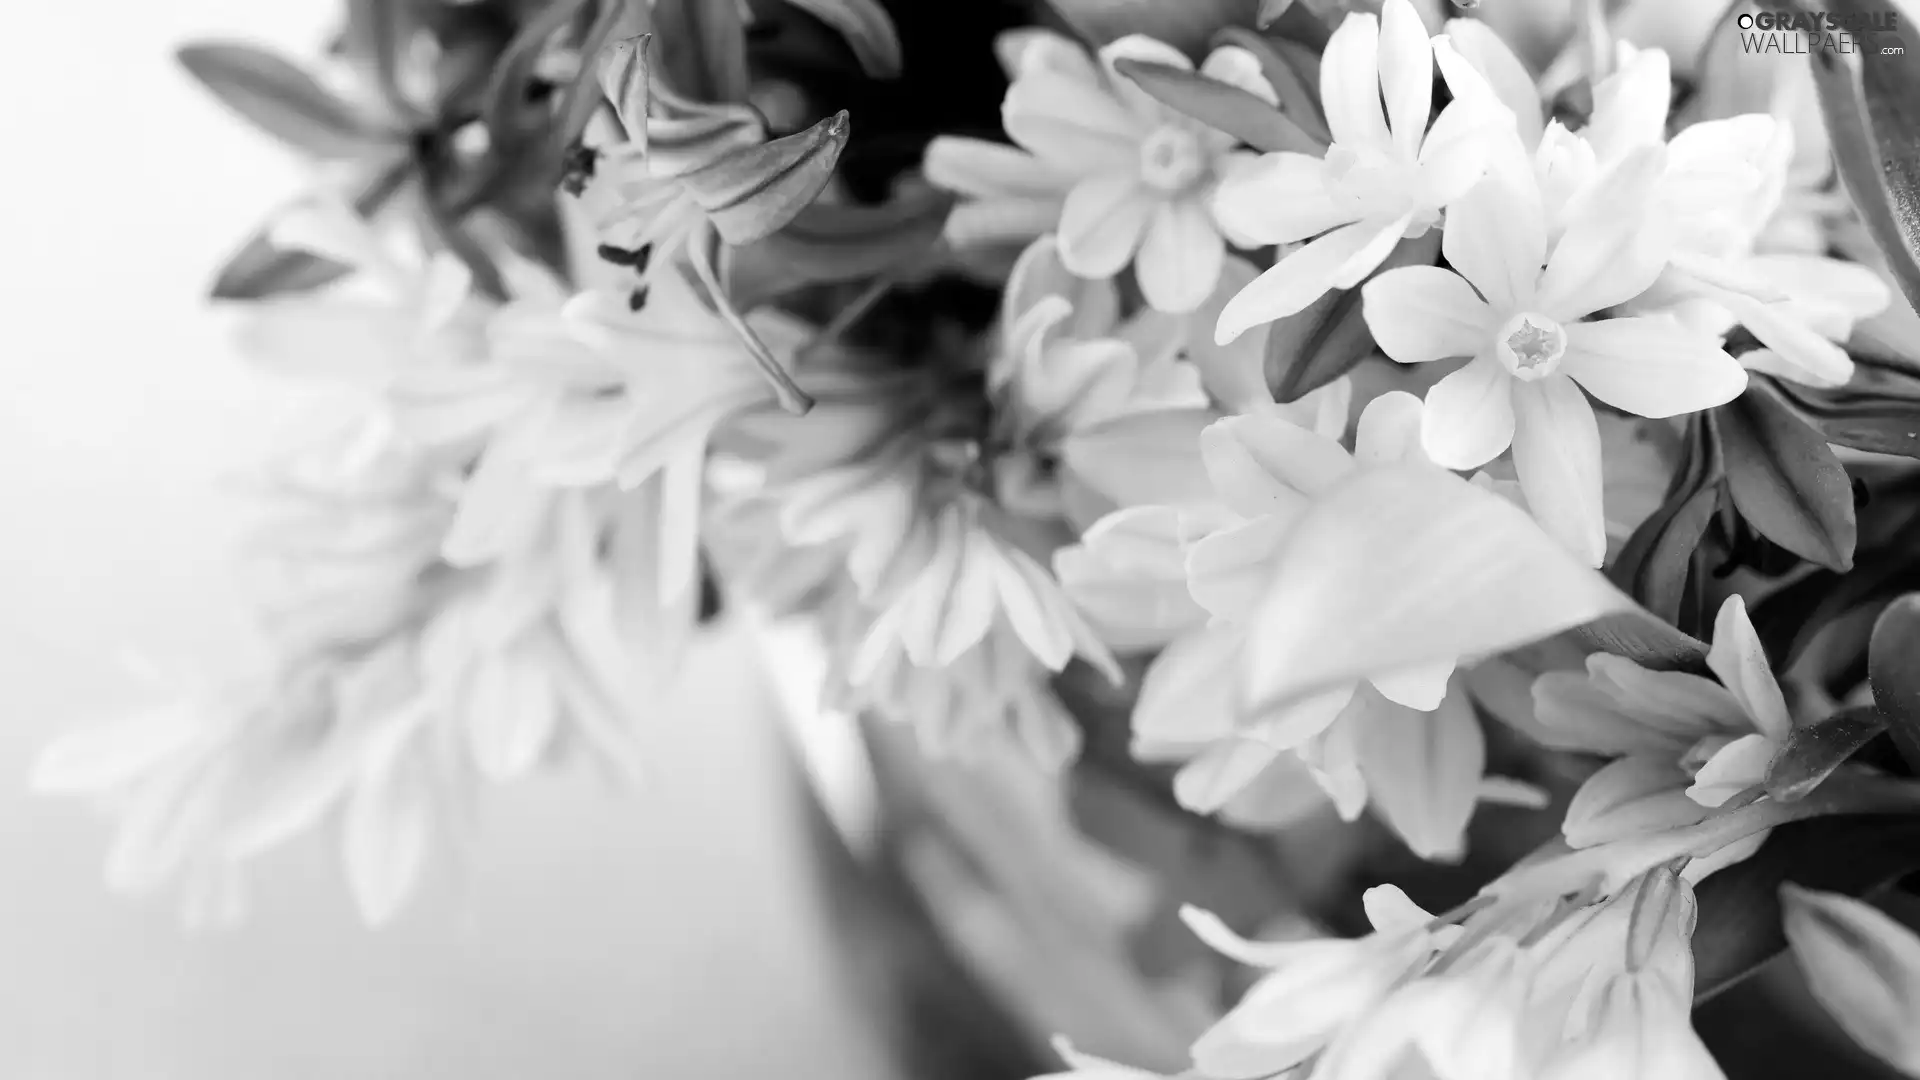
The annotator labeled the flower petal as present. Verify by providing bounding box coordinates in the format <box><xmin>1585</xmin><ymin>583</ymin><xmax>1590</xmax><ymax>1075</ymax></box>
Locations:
<box><xmin>1510</xmin><ymin>374</ymin><xmax>1606</xmax><ymax>567</ymax></box>
<box><xmin>1441</xmin><ymin>175</ymin><xmax>1545</xmax><ymax>312</ymax></box>
<box><xmin>1241</xmin><ymin>465</ymin><xmax>1636</xmax><ymax>711</ymax></box>
<box><xmin>1319</xmin><ymin>12</ymin><xmax>1392</xmax><ymax>152</ymax></box>
<box><xmin>1369</xmin><ymin>661</ymin><xmax>1455</xmax><ymax>711</ymax></box>
<box><xmin>1188</xmin><ymin>514</ymin><xmax>1295</xmax><ymax>622</ymax></box>
<box><xmin>1137</xmin><ymin>198</ymin><xmax>1225</xmax><ymax>313</ymax></box>
<box><xmin>1056</xmin><ymin>505</ymin><xmax>1207</xmax><ymax>649</ymax></box>
<box><xmin>923</xmin><ymin>136</ymin><xmax>1078</xmax><ymax>199</ymax></box>
<box><xmin>1358</xmin><ymin>681</ymin><xmax>1484</xmax><ymax>861</ymax></box>
<box><xmin>1442</xmin><ymin>19</ymin><xmax>1543</xmax><ymax>148</ymax></box>
<box><xmin>1563</xmin><ymin>755</ymin><xmax>1708</xmax><ymax>847</ymax></box>
<box><xmin>1210</xmin><ymin>152</ymin><xmax>1358</xmax><ymax>248</ymax></box>
<box><xmin>1362</xmin><ymin>266</ymin><xmax>1494</xmax><ymax>364</ymax></box>
<box><xmin>1535</xmin><ymin>145</ymin><xmax>1670</xmax><ymax>319</ymax></box>
<box><xmin>1353</xmin><ymin>390</ymin><xmax>1428</xmax><ymax>465</ymax></box>
<box><xmin>1687</xmin><ymin>732</ymin><xmax>1777</xmax><ymax>806</ymax></box>
<box><xmin>1583</xmin><ymin>46</ymin><xmax>1671</xmax><ymax>160</ymax></box>
<box><xmin>1705</xmin><ymin>594</ymin><xmax>1792</xmax><ymax>742</ymax></box>
<box><xmin>1099</xmin><ymin>34</ymin><xmax>1196</xmax><ymax>123</ymax></box>
<box><xmin>1559</xmin><ymin>316</ymin><xmax>1748</xmax><ymax>419</ymax></box>
<box><xmin>1057</xmin><ymin>174</ymin><xmax>1155</xmax><ymax>278</ymax></box>
<box><xmin>1216</xmin><ymin>220</ymin><xmax>1387</xmax><ymax>343</ymax></box>
<box><xmin>1420</xmin><ymin>355</ymin><xmax>1514</xmax><ymax>469</ymax></box>
<box><xmin>1377</xmin><ymin>0</ymin><xmax>1433</xmax><ymax>157</ymax></box>
<box><xmin>1415</xmin><ymin>99</ymin><xmax>1500</xmax><ymax>208</ymax></box>
<box><xmin>1003</xmin><ymin>65</ymin><xmax>1143</xmax><ymax>170</ymax></box>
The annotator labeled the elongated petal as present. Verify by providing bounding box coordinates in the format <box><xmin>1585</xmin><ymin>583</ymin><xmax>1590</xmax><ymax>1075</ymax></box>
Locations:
<box><xmin>1782</xmin><ymin>886</ymin><xmax>1920</xmax><ymax>1076</ymax></box>
<box><xmin>1210</xmin><ymin>152</ymin><xmax>1358</xmax><ymax>247</ymax></box>
<box><xmin>1415</xmin><ymin>100</ymin><xmax>1500</xmax><ymax>207</ymax></box>
<box><xmin>1560</xmin><ymin>317</ymin><xmax>1748</xmax><ymax>419</ymax></box>
<box><xmin>1061</xmin><ymin>407</ymin><xmax>1213</xmax><ymax>508</ymax></box>
<box><xmin>1535</xmin><ymin>146</ymin><xmax>1670</xmax><ymax>319</ymax></box>
<box><xmin>1588</xmin><ymin>654</ymin><xmax>1750</xmax><ymax>735</ymax></box>
<box><xmin>1099</xmin><ymin>33</ymin><xmax>1196</xmax><ymax>123</ymax></box>
<box><xmin>1510</xmin><ymin>375</ymin><xmax>1605</xmax><ymax>567</ymax></box>
<box><xmin>1369</xmin><ymin>661</ymin><xmax>1454</xmax><ymax>711</ymax></box>
<box><xmin>1216</xmin><ymin>220</ymin><xmax>1389</xmax><ymax>343</ymax></box>
<box><xmin>1320</xmin><ymin>12</ymin><xmax>1391</xmax><ymax>152</ymax></box>
<box><xmin>1362</xmin><ymin>266</ymin><xmax>1494</xmax><ymax>364</ymax></box>
<box><xmin>1686</xmin><ymin>732</ymin><xmax>1775</xmax><ymax>806</ymax></box>
<box><xmin>1241</xmin><ymin>465</ymin><xmax>1636</xmax><ymax>710</ymax></box>
<box><xmin>1714</xmin><ymin>289</ymin><xmax>1858</xmax><ymax>388</ymax></box>
<box><xmin>1358</xmin><ymin>681</ymin><xmax>1484</xmax><ymax>861</ymax></box>
<box><xmin>1420</xmin><ymin>355</ymin><xmax>1514</xmax><ymax>469</ymax></box>
<box><xmin>1058</xmin><ymin>174</ymin><xmax>1154</xmax><ymax>278</ymax></box>
<box><xmin>1533</xmin><ymin>672</ymin><xmax>1702</xmax><ymax>756</ymax></box>
<box><xmin>1056</xmin><ymin>506</ymin><xmax>1207</xmax><ymax>649</ymax></box>
<box><xmin>1188</xmin><ymin>514</ymin><xmax>1295</xmax><ymax>621</ymax></box>
<box><xmin>1705</xmin><ymin>595</ymin><xmax>1792</xmax><ymax>742</ymax></box>
<box><xmin>1137</xmin><ymin>198</ymin><xmax>1224</xmax><ymax>313</ymax></box>
<box><xmin>1443</xmin><ymin>19</ymin><xmax>1543</xmax><ymax>147</ymax></box>
<box><xmin>1003</xmin><ymin>66</ymin><xmax>1142</xmax><ymax>170</ymax></box>
<box><xmin>1442</xmin><ymin>175</ymin><xmax>1545</xmax><ymax>312</ymax></box>
<box><xmin>1377</xmin><ymin>0</ymin><xmax>1432</xmax><ymax>157</ymax></box>
<box><xmin>923</xmin><ymin>136</ymin><xmax>1077</xmax><ymax>199</ymax></box>
<box><xmin>1563</xmin><ymin>755</ymin><xmax>1707</xmax><ymax>847</ymax></box>
<box><xmin>1207</xmin><ymin>409</ymin><xmax>1357</xmax><ymax>498</ymax></box>
<box><xmin>1583</xmin><ymin>46</ymin><xmax>1671</xmax><ymax>160</ymax></box>
<box><xmin>1133</xmin><ymin>623</ymin><xmax>1242</xmax><ymax>750</ymax></box>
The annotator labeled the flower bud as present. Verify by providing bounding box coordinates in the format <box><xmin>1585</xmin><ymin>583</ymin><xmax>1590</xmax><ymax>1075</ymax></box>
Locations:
<box><xmin>1782</xmin><ymin>885</ymin><xmax>1920</xmax><ymax>1077</ymax></box>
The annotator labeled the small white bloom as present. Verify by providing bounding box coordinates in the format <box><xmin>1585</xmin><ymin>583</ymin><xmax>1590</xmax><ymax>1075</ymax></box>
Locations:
<box><xmin>1210</xmin><ymin>0</ymin><xmax>1507</xmax><ymax>342</ymax></box>
<box><xmin>927</xmin><ymin>32</ymin><xmax>1278</xmax><ymax>312</ymax></box>
<box><xmin>1536</xmin><ymin>594</ymin><xmax>1797</xmax><ymax>852</ymax></box>
<box><xmin>1361</xmin><ymin>160</ymin><xmax>1747</xmax><ymax>566</ymax></box>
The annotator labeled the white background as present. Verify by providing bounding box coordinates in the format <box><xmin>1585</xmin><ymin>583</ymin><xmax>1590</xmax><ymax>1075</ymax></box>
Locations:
<box><xmin>0</xmin><ymin>2</ymin><xmax>890</xmax><ymax>1077</ymax></box>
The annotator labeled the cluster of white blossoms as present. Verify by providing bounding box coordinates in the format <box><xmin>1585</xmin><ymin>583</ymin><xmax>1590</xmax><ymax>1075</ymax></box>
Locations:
<box><xmin>35</xmin><ymin>0</ymin><xmax>1920</xmax><ymax>1076</ymax></box>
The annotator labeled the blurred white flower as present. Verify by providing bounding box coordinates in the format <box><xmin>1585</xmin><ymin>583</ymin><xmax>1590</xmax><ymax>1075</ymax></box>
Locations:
<box><xmin>1210</xmin><ymin>0</ymin><xmax>1506</xmax><ymax>342</ymax></box>
<box><xmin>927</xmin><ymin>32</ymin><xmax>1277</xmax><ymax>312</ymax></box>
<box><xmin>1362</xmin><ymin>158</ymin><xmax>1746</xmax><ymax>566</ymax></box>
<box><xmin>1535</xmin><ymin>595</ymin><xmax>1796</xmax><ymax>852</ymax></box>
<box><xmin>1782</xmin><ymin>885</ymin><xmax>1920</xmax><ymax>1077</ymax></box>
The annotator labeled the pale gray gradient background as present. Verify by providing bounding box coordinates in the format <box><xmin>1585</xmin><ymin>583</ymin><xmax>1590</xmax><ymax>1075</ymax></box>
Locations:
<box><xmin>0</xmin><ymin>2</ymin><xmax>890</xmax><ymax>1076</ymax></box>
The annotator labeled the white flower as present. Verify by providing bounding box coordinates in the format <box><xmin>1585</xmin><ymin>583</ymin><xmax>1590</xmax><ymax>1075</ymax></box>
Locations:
<box><xmin>1590</xmin><ymin>46</ymin><xmax>1890</xmax><ymax>389</ymax></box>
<box><xmin>1535</xmin><ymin>595</ymin><xmax>1797</xmax><ymax>853</ymax></box>
<box><xmin>927</xmin><ymin>32</ymin><xmax>1278</xmax><ymax>313</ymax></box>
<box><xmin>1210</xmin><ymin>0</ymin><xmax>1506</xmax><ymax>343</ymax></box>
<box><xmin>1361</xmin><ymin>159</ymin><xmax>1747</xmax><ymax>566</ymax></box>
<box><xmin>1782</xmin><ymin>885</ymin><xmax>1920</xmax><ymax>1076</ymax></box>
<box><xmin>1183</xmin><ymin>886</ymin><xmax>1454</xmax><ymax>1078</ymax></box>
<box><xmin>992</xmin><ymin>234</ymin><xmax>1209</xmax><ymax>522</ymax></box>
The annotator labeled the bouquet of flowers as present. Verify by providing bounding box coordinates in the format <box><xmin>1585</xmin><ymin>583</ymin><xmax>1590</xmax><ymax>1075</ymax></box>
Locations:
<box><xmin>34</xmin><ymin>0</ymin><xmax>1920</xmax><ymax>1075</ymax></box>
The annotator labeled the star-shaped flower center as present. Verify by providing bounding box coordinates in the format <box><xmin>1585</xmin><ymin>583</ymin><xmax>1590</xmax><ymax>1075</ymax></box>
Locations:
<box><xmin>1139</xmin><ymin>125</ymin><xmax>1207</xmax><ymax>192</ymax></box>
<box><xmin>1495</xmin><ymin>312</ymin><xmax>1568</xmax><ymax>380</ymax></box>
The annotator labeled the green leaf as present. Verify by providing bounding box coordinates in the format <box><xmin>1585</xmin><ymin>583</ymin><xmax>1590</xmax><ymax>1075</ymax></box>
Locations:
<box><xmin>681</xmin><ymin>111</ymin><xmax>852</xmax><ymax>245</ymax></box>
<box><xmin>1781</xmin><ymin>0</ymin><xmax>1920</xmax><ymax>315</ymax></box>
<box><xmin>1211</xmin><ymin>27</ymin><xmax>1330</xmax><ymax>142</ymax></box>
<box><xmin>653</xmin><ymin>0</ymin><xmax>750</xmax><ymax>103</ymax></box>
<box><xmin>1112</xmin><ymin>58</ymin><xmax>1324</xmax><ymax>154</ymax></box>
<box><xmin>1765</xmin><ymin>705</ymin><xmax>1890</xmax><ymax>802</ymax></box>
<box><xmin>780</xmin><ymin>0</ymin><xmax>903</xmax><ymax>79</ymax></box>
<box><xmin>1773</xmin><ymin>365</ymin><xmax>1920</xmax><ymax>461</ymax></box>
<box><xmin>1046</xmin><ymin>0</ymin><xmax>1259</xmax><ymax>54</ymax></box>
<box><xmin>1869</xmin><ymin>593</ymin><xmax>1920</xmax><ymax>773</ymax></box>
<box><xmin>1692</xmin><ymin>816</ymin><xmax>1920</xmax><ymax>1003</ymax></box>
<box><xmin>727</xmin><ymin>182</ymin><xmax>954</xmax><ymax>309</ymax></box>
<box><xmin>1610</xmin><ymin>419</ymin><xmax>1721</xmax><ymax>626</ymax></box>
<box><xmin>1564</xmin><ymin>610</ymin><xmax>1710</xmax><ymax>674</ymax></box>
<box><xmin>177</xmin><ymin>42</ymin><xmax>397</xmax><ymax>159</ymax></box>
<box><xmin>1266</xmin><ymin>231</ymin><xmax>1438</xmax><ymax>403</ymax></box>
<box><xmin>1716</xmin><ymin>380</ymin><xmax>1858</xmax><ymax>572</ymax></box>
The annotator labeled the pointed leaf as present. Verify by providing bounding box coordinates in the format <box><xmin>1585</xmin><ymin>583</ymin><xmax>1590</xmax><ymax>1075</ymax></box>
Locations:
<box><xmin>1784</xmin><ymin>0</ymin><xmax>1920</xmax><ymax>314</ymax></box>
<box><xmin>1717</xmin><ymin>380</ymin><xmax>1857</xmax><ymax>571</ymax></box>
<box><xmin>1610</xmin><ymin>419</ymin><xmax>1722</xmax><ymax>628</ymax></box>
<box><xmin>1564</xmin><ymin>611</ymin><xmax>1711</xmax><ymax>673</ymax></box>
<box><xmin>653</xmin><ymin>0</ymin><xmax>750</xmax><ymax>103</ymax></box>
<box><xmin>681</xmin><ymin>112</ymin><xmax>852</xmax><ymax>245</ymax></box>
<box><xmin>1212</xmin><ymin>28</ymin><xmax>1329</xmax><ymax>142</ymax></box>
<box><xmin>1113</xmin><ymin>58</ymin><xmax>1322</xmax><ymax>154</ymax></box>
<box><xmin>1267</xmin><ymin>231</ymin><xmax>1439</xmax><ymax>403</ymax></box>
<box><xmin>1765</xmin><ymin>705</ymin><xmax>1890</xmax><ymax>803</ymax></box>
<box><xmin>1869</xmin><ymin>593</ymin><xmax>1920</xmax><ymax>773</ymax></box>
<box><xmin>1693</xmin><ymin>816</ymin><xmax>1920</xmax><ymax>1003</ymax></box>
<box><xmin>1243</xmin><ymin>464</ymin><xmax>1638</xmax><ymax>711</ymax></box>
<box><xmin>781</xmin><ymin>0</ymin><xmax>903</xmax><ymax>79</ymax></box>
<box><xmin>1782</xmin><ymin>885</ymin><xmax>1920</xmax><ymax>1075</ymax></box>
<box><xmin>1773</xmin><ymin>365</ymin><xmax>1920</xmax><ymax>461</ymax></box>
<box><xmin>177</xmin><ymin>42</ymin><xmax>397</xmax><ymax>159</ymax></box>
<box><xmin>1046</xmin><ymin>0</ymin><xmax>1258</xmax><ymax>54</ymax></box>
